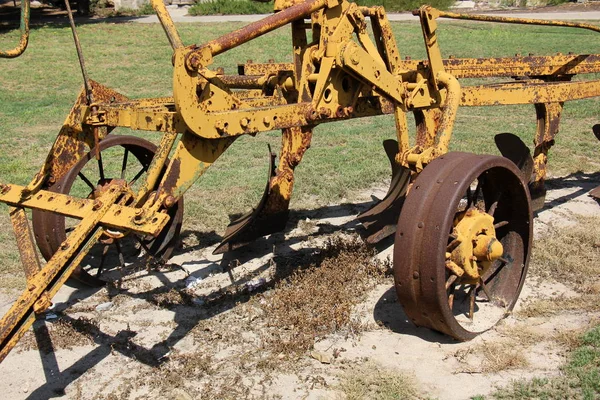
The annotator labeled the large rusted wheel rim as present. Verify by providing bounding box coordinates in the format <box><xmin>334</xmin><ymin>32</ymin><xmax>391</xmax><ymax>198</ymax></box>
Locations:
<box><xmin>394</xmin><ymin>152</ymin><xmax>532</xmax><ymax>341</ymax></box>
<box><xmin>32</xmin><ymin>135</ymin><xmax>183</xmax><ymax>286</ymax></box>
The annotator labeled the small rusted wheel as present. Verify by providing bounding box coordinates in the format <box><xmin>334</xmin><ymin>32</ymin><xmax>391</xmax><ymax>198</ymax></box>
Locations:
<box><xmin>394</xmin><ymin>152</ymin><xmax>532</xmax><ymax>341</ymax></box>
<box><xmin>32</xmin><ymin>135</ymin><xmax>183</xmax><ymax>286</ymax></box>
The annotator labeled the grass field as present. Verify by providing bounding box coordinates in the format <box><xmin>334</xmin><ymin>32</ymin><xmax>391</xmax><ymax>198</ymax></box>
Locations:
<box><xmin>0</xmin><ymin>14</ymin><xmax>599</xmax><ymax>399</ymax></box>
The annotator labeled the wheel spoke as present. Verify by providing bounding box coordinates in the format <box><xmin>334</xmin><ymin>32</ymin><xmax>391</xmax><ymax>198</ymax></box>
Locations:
<box><xmin>115</xmin><ymin>240</ymin><xmax>125</xmax><ymax>269</ymax></box>
<box><xmin>468</xmin><ymin>285</ymin><xmax>476</xmax><ymax>320</ymax></box>
<box><xmin>446</xmin><ymin>274</ymin><xmax>458</xmax><ymax>290</ymax></box>
<box><xmin>132</xmin><ymin>234</ymin><xmax>151</xmax><ymax>254</ymax></box>
<box><xmin>129</xmin><ymin>167</ymin><xmax>147</xmax><ymax>185</ymax></box>
<box><xmin>487</xmin><ymin>192</ymin><xmax>502</xmax><ymax>217</ymax></box>
<box><xmin>120</xmin><ymin>148</ymin><xmax>129</xmax><ymax>180</ymax></box>
<box><xmin>97</xmin><ymin>152</ymin><xmax>105</xmax><ymax>181</ymax></box>
<box><xmin>78</xmin><ymin>172</ymin><xmax>95</xmax><ymax>191</ymax></box>
<box><xmin>479</xmin><ymin>278</ymin><xmax>493</xmax><ymax>302</ymax></box>
<box><xmin>447</xmin><ymin>238</ymin><xmax>461</xmax><ymax>252</ymax></box>
<box><xmin>448</xmin><ymin>285</ymin><xmax>456</xmax><ymax>310</ymax></box>
<box><xmin>494</xmin><ymin>220</ymin><xmax>509</xmax><ymax>229</ymax></box>
<box><xmin>484</xmin><ymin>254</ymin><xmax>513</xmax><ymax>285</ymax></box>
<box><xmin>96</xmin><ymin>244</ymin><xmax>111</xmax><ymax>277</ymax></box>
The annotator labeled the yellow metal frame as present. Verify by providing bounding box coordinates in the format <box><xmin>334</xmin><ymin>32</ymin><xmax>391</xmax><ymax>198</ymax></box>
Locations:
<box><xmin>2</xmin><ymin>0</ymin><xmax>600</xmax><ymax>360</ymax></box>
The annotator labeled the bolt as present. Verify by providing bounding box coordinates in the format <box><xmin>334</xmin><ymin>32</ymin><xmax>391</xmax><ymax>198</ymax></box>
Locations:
<box><xmin>164</xmin><ymin>195</ymin><xmax>177</xmax><ymax>208</ymax></box>
<box><xmin>240</xmin><ymin>117</ymin><xmax>250</xmax><ymax>128</ymax></box>
<box><xmin>135</xmin><ymin>209</ymin><xmax>145</xmax><ymax>216</ymax></box>
<box><xmin>413</xmin><ymin>271</ymin><xmax>420</xmax><ymax>279</ymax></box>
<box><xmin>92</xmin><ymin>199</ymin><xmax>103</xmax><ymax>211</ymax></box>
<box><xmin>60</xmin><ymin>242</ymin><xmax>69</xmax><ymax>250</ymax></box>
<box><xmin>28</xmin><ymin>283</ymin><xmax>36</xmax><ymax>291</ymax></box>
<box><xmin>0</xmin><ymin>184</ymin><xmax>9</xmax><ymax>194</ymax></box>
<box><xmin>215</xmin><ymin>120</ymin><xmax>227</xmax><ymax>132</ymax></box>
<box><xmin>318</xmin><ymin>107</ymin><xmax>331</xmax><ymax>118</ymax></box>
<box><xmin>306</xmin><ymin>109</ymin><xmax>318</xmax><ymax>121</ymax></box>
<box><xmin>263</xmin><ymin>116</ymin><xmax>271</xmax><ymax>127</ymax></box>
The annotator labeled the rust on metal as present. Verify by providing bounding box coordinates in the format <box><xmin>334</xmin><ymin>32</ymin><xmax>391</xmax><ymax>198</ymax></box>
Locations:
<box><xmin>2</xmin><ymin>0</ymin><xmax>600</xmax><ymax>360</ymax></box>
<box><xmin>0</xmin><ymin>0</ymin><xmax>30</xmax><ymax>58</ymax></box>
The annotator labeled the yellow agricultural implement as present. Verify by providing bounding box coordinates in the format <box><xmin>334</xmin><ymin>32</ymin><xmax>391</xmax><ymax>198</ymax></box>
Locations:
<box><xmin>0</xmin><ymin>0</ymin><xmax>599</xmax><ymax>363</ymax></box>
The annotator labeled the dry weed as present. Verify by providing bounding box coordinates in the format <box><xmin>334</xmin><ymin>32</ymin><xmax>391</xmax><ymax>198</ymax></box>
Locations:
<box><xmin>257</xmin><ymin>236</ymin><xmax>389</xmax><ymax>355</ymax></box>
<box><xmin>520</xmin><ymin>216</ymin><xmax>600</xmax><ymax>317</ymax></box>
<box><xmin>529</xmin><ymin>216</ymin><xmax>600</xmax><ymax>288</ymax></box>
<box><xmin>149</xmin><ymin>287</ymin><xmax>193</xmax><ymax>308</ymax></box>
<box><xmin>149</xmin><ymin>351</ymin><xmax>213</xmax><ymax>392</ymax></box>
<box><xmin>454</xmin><ymin>342</ymin><xmax>528</xmax><ymax>374</ymax></box>
<box><xmin>479</xmin><ymin>342</ymin><xmax>528</xmax><ymax>373</ymax></box>
<box><xmin>518</xmin><ymin>294</ymin><xmax>600</xmax><ymax>318</ymax></box>
<box><xmin>497</xmin><ymin>325</ymin><xmax>544</xmax><ymax>347</ymax></box>
<box><xmin>18</xmin><ymin>316</ymin><xmax>98</xmax><ymax>353</ymax></box>
<box><xmin>335</xmin><ymin>361</ymin><xmax>420</xmax><ymax>400</ymax></box>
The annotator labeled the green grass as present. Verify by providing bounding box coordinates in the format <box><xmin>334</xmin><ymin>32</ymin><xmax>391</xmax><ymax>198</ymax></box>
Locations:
<box><xmin>0</xmin><ymin>17</ymin><xmax>599</xmax><ymax>287</ymax></box>
<box><xmin>355</xmin><ymin>0</ymin><xmax>454</xmax><ymax>12</ymax></box>
<box><xmin>188</xmin><ymin>0</ymin><xmax>273</xmax><ymax>16</ymax></box>
<box><xmin>483</xmin><ymin>324</ymin><xmax>600</xmax><ymax>399</ymax></box>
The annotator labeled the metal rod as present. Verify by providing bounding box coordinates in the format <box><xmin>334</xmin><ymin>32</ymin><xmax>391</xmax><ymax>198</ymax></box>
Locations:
<box><xmin>64</xmin><ymin>0</ymin><xmax>93</xmax><ymax>104</ymax></box>
<box><xmin>437</xmin><ymin>10</ymin><xmax>600</xmax><ymax>34</ymax></box>
<box><xmin>0</xmin><ymin>0</ymin><xmax>30</xmax><ymax>58</ymax></box>
<box><xmin>201</xmin><ymin>0</ymin><xmax>328</xmax><ymax>59</ymax></box>
<box><xmin>151</xmin><ymin>0</ymin><xmax>184</xmax><ymax>50</ymax></box>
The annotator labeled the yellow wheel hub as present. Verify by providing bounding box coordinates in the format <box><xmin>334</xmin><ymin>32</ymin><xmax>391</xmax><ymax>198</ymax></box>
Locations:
<box><xmin>447</xmin><ymin>207</ymin><xmax>503</xmax><ymax>284</ymax></box>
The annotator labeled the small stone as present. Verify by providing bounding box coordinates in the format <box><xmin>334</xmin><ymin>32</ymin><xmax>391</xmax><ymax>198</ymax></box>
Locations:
<box><xmin>95</xmin><ymin>302</ymin><xmax>114</xmax><ymax>312</ymax></box>
<box><xmin>310</xmin><ymin>350</ymin><xmax>332</xmax><ymax>364</ymax></box>
<box><xmin>45</xmin><ymin>312</ymin><xmax>58</xmax><ymax>321</ymax></box>
<box><xmin>192</xmin><ymin>297</ymin><xmax>205</xmax><ymax>306</ymax></box>
<box><xmin>185</xmin><ymin>276</ymin><xmax>203</xmax><ymax>290</ymax></box>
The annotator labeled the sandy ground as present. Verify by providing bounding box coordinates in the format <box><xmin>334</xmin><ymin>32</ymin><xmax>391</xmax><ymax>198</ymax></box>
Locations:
<box><xmin>0</xmin><ymin>169</ymin><xmax>597</xmax><ymax>399</ymax></box>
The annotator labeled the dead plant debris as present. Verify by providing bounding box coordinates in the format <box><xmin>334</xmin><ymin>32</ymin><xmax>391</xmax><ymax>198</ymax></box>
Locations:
<box><xmin>18</xmin><ymin>316</ymin><xmax>98</xmax><ymax>353</ymax></box>
<box><xmin>256</xmin><ymin>236</ymin><xmax>390</xmax><ymax>355</ymax></box>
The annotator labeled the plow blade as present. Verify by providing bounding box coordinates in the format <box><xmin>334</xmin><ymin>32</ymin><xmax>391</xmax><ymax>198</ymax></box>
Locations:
<box><xmin>357</xmin><ymin>140</ymin><xmax>410</xmax><ymax>244</ymax></box>
<box><xmin>494</xmin><ymin>133</ymin><xmax>534</xmax><ymax>181</ymax></box>
<box><xmin>213</xmin><ymin>146</ymin><xmax>288</xmax><ymax>254</ymax></box>
<box><xmin>495</xmin><ymin>133</ymin><xmax>547</xmax><ymax>211</ymax></box>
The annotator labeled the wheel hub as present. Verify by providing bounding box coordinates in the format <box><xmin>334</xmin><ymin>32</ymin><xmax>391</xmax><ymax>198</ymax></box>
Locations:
<box><xmin>449</xmin><ymin>207</ymin><xmax>503</xmax><ymax>284</ymax></box>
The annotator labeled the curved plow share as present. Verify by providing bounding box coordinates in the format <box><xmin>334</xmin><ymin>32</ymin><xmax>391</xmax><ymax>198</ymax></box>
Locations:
<box><xmin>0</xmin><ymin>0</ymin><xmax>600</xmax><ymax>366</ymax></box>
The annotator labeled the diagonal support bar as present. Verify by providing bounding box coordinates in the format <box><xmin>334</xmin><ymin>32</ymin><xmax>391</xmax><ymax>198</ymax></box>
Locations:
<box><xmin>0</xmin><ymin>186</ymin><xmax>124</xmax><ymax>363</ymax></box>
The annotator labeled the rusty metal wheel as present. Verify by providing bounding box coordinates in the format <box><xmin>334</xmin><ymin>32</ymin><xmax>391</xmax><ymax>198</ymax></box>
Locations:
<box><xmin>32</xmin><ymin>135</ymin><xmax>183</xmax><ymax>286</ymax></box>
<box><xmin>394</xmin><ymin>152</ymin><xmax>532</xmax><ymax>341</ymax></box>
